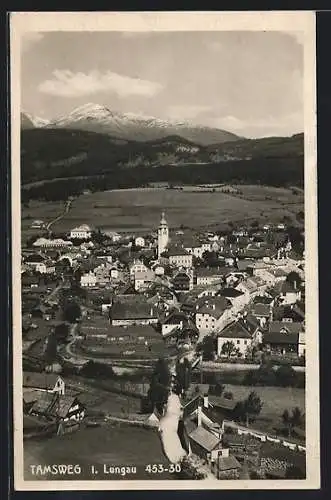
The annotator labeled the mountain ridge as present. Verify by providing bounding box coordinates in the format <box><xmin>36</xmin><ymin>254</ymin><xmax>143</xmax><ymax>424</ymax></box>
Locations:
<box><xmin>21</xmin><ymin>103</ymin><xmax>240</xmax><ymax>145</ymax></box>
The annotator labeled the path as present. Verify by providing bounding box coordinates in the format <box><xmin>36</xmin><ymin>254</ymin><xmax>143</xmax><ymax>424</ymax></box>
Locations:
<box><xmin>46</xmin><ymin>199</ymin><xmax>73</xmax><ymax>232</ymax></box>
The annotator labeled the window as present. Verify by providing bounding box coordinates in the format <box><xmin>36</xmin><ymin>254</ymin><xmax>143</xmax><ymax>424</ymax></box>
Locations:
<box><xmin>244</xmin><ymin>340</ymin><xmax>247</xmax><ymax>345</ymax></box>
<box><xmin>237</xmin><ymin>340</ymin><xmax>240</xmax><ymax>344</ymax></box>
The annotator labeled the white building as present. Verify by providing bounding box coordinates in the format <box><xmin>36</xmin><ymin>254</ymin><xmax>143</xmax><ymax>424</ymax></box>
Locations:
<box><xmin>80</xmin><ymin>271</ymin><xmax>97</xmax><ymax>287</ymax></box>
<box><xmin>195</xmin><ymin>297</ymin><xmax>233</xmax><ymax>339</ymax></box>
<box><xmin>129</xmin><ymin>260</ymin><xmax>148</xmax><ymax>277</ymax></box>
<box><xmin>70</xmin><ymin>224</ymin><xmax>92</xmax><ymax>239</ymax></box>
<box><xmin>135</xmin><ymin>236</ymin><xmax>145</xmax><ymax>248</ymax></box>
<box><xmin>217</xmin><ymin>321</ymin><xmax>253</xmax><ymax>358</ymax></box>
<box><xmin>134</xmin><ymin>269</ymin><xmax>155</xmax><ymax>291</ymax></box>
<box><xmin>168</xmin><ymin>247</ymin><xmax>193</xmax><ymax>269</ymax></box>
<box><xmin>158</xmin><ymin>212</ymin><xmax>169</xmax><ymax>258</ymax></box>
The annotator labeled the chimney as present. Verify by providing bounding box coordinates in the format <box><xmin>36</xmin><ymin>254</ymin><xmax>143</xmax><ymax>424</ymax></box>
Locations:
<box><xmin>219</xmin><ymin>448</ymin><xmax>229</xmax><ymax>458</ymax></box>
<box><xmin>203</xmin><ymin>395</ymin><xmax>209</xmax><ymax>408</ymax></box>
<box><xmin>293</xmin><ymin>280</ymin><xmax>297</xmax><ymax>290</ymax></box>
<box><xmin>150</xmin><ymin>307</ymin><xmax>154</xmax><ymax>317</ymax></box>
<box><xmin>197</xmin><ymin>405</ymin><xmax>202</xmax><ymax>427</ymax></box>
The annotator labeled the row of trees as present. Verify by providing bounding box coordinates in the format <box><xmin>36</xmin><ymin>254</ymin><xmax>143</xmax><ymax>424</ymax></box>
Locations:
<box><xmin>22</xmin><ymin>156</ymin><xmax>304</xmax><ymax>202</ymax></box>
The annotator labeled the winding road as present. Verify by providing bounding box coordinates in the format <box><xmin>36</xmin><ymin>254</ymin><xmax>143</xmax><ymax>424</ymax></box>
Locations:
<box><xmin>46</xmin><ymin>199</ymin><xmax>73</xmax><ymax>233</ymax></box>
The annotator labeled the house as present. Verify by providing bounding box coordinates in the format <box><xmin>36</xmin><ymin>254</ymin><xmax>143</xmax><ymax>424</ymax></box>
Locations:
<box><xmin>135</xmin><ymin>236</ymin><xmax>145</xmax><ymax>248</ymax></box>
<box><xmin>217</xmin><ymin>320</ymin><xmax>253</xmax><ymax>358</ymax></box>
<box><xmin>80</xmin><ymin>271</ymin><xmax>97</xmax><ymax>288</ymax></box>
<box><xmin>195</xmin><ymin>296</ymin><xmax>233</xmax><ymax>338</ymax></box>
<box><xmin>129</xmin><ymin>259</ymin><xmax>148</xmax><ymax>277</ymax></box>
<box><xmin>172</xmin><ymin>270</ymin><xmax>193</xmax><ymax>292</ymax></box>
<box><xmin>70</xmin><ymin>224</ymin><xmax>92</xmax><ymax>240</ymax></box>
<box><xmin>213</xmin><ymin>448</ymin><xmax>241</xmax><ymax>479</ymax></box>
<box><xmin>134</xmin><ymin>269</ymin><xmax>155</xmax><ymax>291</ymax></box>
<box><xmin>264</xmin><ymin>321</ymin><xmax>305</xmax><ymax>356</ymax></box>
<box><xmin>21</xmin><ymin>275</ymin><xmax>40</xmax><ymax>289</ymax></box>
<box><xmin>167</xmin><ymin>246</ymin><xmax>193</xmax><ymax>269</ymax></box>
<box><xmin>110</xmin><ymin>297</ymin><xmax>159</xmax><ymax>326</ymax></box>
<box><xmin>280</xmin><ymin>281</ymin><xmax>302</xmax><ymax>305</ymax></box>
<box><xmin>250</xmin><ymin>303</ymin><xmax>273</xmax><ymax>328</ymax></box>
<box><xmin>160</xmin><ymin>310</ymin><xmax>191</xmax><ymax>337</ymax></box>
<box><xmin>195</xmin><ymin>268</ymin><xmax>225</xmax><ymax>287</ymax></box>
<box><xmin>31</xmin><ymin>219</ymin><xmax>45</xmax><ymax>229</ymax></box>
<box><xmin>101</xmin><ymin>230</ymin><xmax>121</xmax><ymax>242</ymax></box>
<box><xmin>24</xmin><ymin>253</ymin><xmax>45</xmax><ymax>269</ymax></box>
<box><xmin>183</xmin><ymin>241</ymin><xmax>205</xmax><ymax>259</ymax></box>
<box><xmin>187</xmin><ymin>424</ymin><xmax>222</xmax><ymax>461</ymax></box>
<box><xmin>30</xmin><ymin>392</ymin><xmax>85</xmax><ymax>422</ymax></box>
<box><xmin>33</xmin><ymin>237</ymin><xmax>73</xmax><ymax>249</ymax></box>
<box><xmin>218</xmin><ymin>288</ymin><xmax>246</xmax><ymax>313</ymax></box>
<box><xmin>23</xmin><ymin>372</ymin><xmax>65</xmax><ymax>395</ymax></box>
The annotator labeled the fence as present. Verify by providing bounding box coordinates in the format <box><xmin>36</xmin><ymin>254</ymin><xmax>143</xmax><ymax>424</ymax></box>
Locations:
<box><xmin>222</xmin><ymin>420</ymin><xmax>306</xmax><ymax>453</ymax></box>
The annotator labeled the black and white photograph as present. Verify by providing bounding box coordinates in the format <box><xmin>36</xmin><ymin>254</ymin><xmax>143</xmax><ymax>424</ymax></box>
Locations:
<box><xmin>10</xmin><ymin>11</ymin><xmax>319</xmax><ymax>490</ymax></box>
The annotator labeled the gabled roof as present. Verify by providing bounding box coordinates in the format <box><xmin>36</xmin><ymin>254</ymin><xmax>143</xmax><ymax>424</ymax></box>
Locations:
<box><xmin>209</xmin><ymin>395</ymin><xmax>237</xmax><ymax>411</ymax></box>
<box><xmin>217</xmin><ymin>321</ymin><xmax>251</xmax><ymax>340</ymax></box>
<box><xmin>166</xmin><ymin>245</ymin><xmax>190</xmax><ymax>257</ymax></box>
<box><xmin>23</xmin><ymin>372</ymin><xmax>63</xmax><ymax>390</ymax></box>
<box><xmin>197</xmin><ymin>296</ymin><xmax>232</xmax><ymax>319</ymax></box>
<box><xmin>188</xmin><ymin>426</ymin><xmax>221</xmax><ymax>452</ymax></box>
<box><xmin>220</xmin><ymin>287</ymin><xmax>244</xmax><ymax>298</ymax></box>
<box><xmin>218</xmin><ymin>455</ymin><xmax>241</xmax><ymax>471</ymax></box>
<box><xmin>251</xmin><ymin>303</ymin><xmax>272</xmax><ymax>317</ymax></box>
<box><xmin>269</xmin><ymin>321</ymin><xmax>303</xmax><ymax>335</ymax></box>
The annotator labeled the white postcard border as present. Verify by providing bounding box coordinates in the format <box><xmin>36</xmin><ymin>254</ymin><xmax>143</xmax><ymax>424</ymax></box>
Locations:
<box><xmin>10</xmin><ymin>10</ymin><xmax>319</xmax><ymax>491</ymax></box>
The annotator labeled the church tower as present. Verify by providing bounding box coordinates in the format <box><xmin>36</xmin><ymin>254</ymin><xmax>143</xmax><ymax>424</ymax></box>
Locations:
<box><xmin>158</xmin><ymin>211</ymin><xmax>169</xmax><ymax>259</ymax></box>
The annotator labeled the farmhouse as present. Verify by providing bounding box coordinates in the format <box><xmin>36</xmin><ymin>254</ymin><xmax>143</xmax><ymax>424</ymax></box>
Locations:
<box><xmin>30</xmin><ymin>392</ymin><xmax>85</xmax><ymax>422</ymax></box>
<box><xmin>264</xmin><ymin>321</ymin><xmax>305</xmax><ymax>356</ymax></box>
<box><xmin>110</xmin><ymin>297</ymin><xmax>159</xmax><ymax>326</ymax></box>
<box><xmin>23</xmin><ymin>372</ymin><xmax>65</xmax><ymax>395</ymax></box>
<box><xmin>217</xmin><ymin>320</ymin><xmax>253</xmax><ymax>358</ymax></box>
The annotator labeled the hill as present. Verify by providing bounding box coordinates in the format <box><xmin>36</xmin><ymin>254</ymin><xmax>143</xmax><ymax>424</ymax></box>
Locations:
<box><xmin>20</xmin><ymin>127</ymin><xmax>304</xmax><ymax>203</ymax></box>
<box><xmin>21</xmin><ymin>128</ymin><xmax>211</xmax><ymax>184</ymax></box>
<box><xmin>208</xmin><ymin>133</ymin><xmax>304</xmax><ymax>160</ymax></box>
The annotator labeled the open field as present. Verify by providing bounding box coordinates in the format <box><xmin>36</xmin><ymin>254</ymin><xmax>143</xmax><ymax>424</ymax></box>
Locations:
<box><xmin>224</xmin><ymin>384</ymin><xmax>305</xmax><ymax>435</ymax></box>
<box><xmin>24</xmin><ymin>424</ymin><xmax>171</xmax><ymax>480</ymax></box>
<box><xmin>21</xmin><ymin>186</ymin><xmax>303</xmax><ymax>236</ymax></box>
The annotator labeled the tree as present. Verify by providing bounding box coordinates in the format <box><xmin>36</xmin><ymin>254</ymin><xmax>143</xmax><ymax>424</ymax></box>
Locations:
<box><xmin>62</xmin><ymin>301</ymin><xmax>81</xmax><ymax>323</ymax></box>
<box><xmin>241</xmin><ymin>391</ymin><xmax>263</xmax><ymax>427</ymax></box>
<box><xmin>80</xmin><ymin>360</ymin><xmax>115</xmax><ymax>379</ymax></box>
<box><xmin>221</xmin><ymin>340</ymin><xmax>237</xmax><ymax>358</ymax></box>
<box><xmin>176</xmin><ymin>358</ymin><xmax>191</xmax><ymax>395</ymax></box>
<box><xmin>282</xmin><ymin>407</ymin><xmax>304</xmax><ymax>438</ymax></box>
<box><xmin>147</xmin><ymin>358</ymin><xmax>171</xmax><ymax>413</ymax></box>
<box><xmin>198</xmin><ymin>335</ymin><xmax>216</xmax><ymax>361</ymax></box>
<box><xmin>44</xmin><ymin>332</ymin><xmax>57</xmax><ymax>365</ymax></box>
<box><xmin>275</xmin><ymin>364</ymin><xmax>297</xmax><ymax>387</ymax></box>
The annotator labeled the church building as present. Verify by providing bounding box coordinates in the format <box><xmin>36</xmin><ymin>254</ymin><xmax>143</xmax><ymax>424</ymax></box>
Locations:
<box><xmin>157</xmin><ymin>212</ymin><xmax>169</xmax><ymax>259</ymax></box>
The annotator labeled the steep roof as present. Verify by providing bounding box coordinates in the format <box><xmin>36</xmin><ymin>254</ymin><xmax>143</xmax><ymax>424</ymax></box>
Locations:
<box><xmin>269</xmin><ymin>321</ymin><xmax>303</xmax><ymax>335</ymax></box>
<box><xmin>217</xmin><ymin>321</ymin><xmax>251</xmax><ymax>339</ymax></box>
<box><xmin>220</xmin><ymin>287</ymin><xmax>244</xmax><ymax>298</ymax></box>
<box><xmin>23</xmin><ymin>372</ymin><xmax>63</xmax><ymax>390</ymax></box>
<box><xmin>188</xmin><ymin>426</ymin><xmax>221</xmax><ymax>452</ymax></box>
<box><xmin>111</xmin><ymin>298</ymin><xmax>157</xmax><ymax>320</ymax></box>
<box><xmin>218</xmin><ymin>455</ymin><xmax>241</xmax><ymax>471</ymax></box>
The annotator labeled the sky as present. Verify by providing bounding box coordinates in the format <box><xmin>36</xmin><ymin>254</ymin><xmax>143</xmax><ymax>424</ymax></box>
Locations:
<box><xmin>21</xmin><ymin>30</ymin><xmax>304</xmax><ymax>138</ymax></box>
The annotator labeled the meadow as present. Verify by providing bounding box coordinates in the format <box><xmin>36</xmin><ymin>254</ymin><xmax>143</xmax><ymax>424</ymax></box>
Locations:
<box><xmin>223</xmin><ymin>384</ymin><xmax>305</xmax><ymax>435</ymax></box>
<box><xmin>24</xmin><ymin>424</ymin><xmax>171</xmax><ymax>480</ymax></box>
<box><xmin>22</xmin><ymin>186</ymin><xmax>303</xmax><ymax>235</ymax></box>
